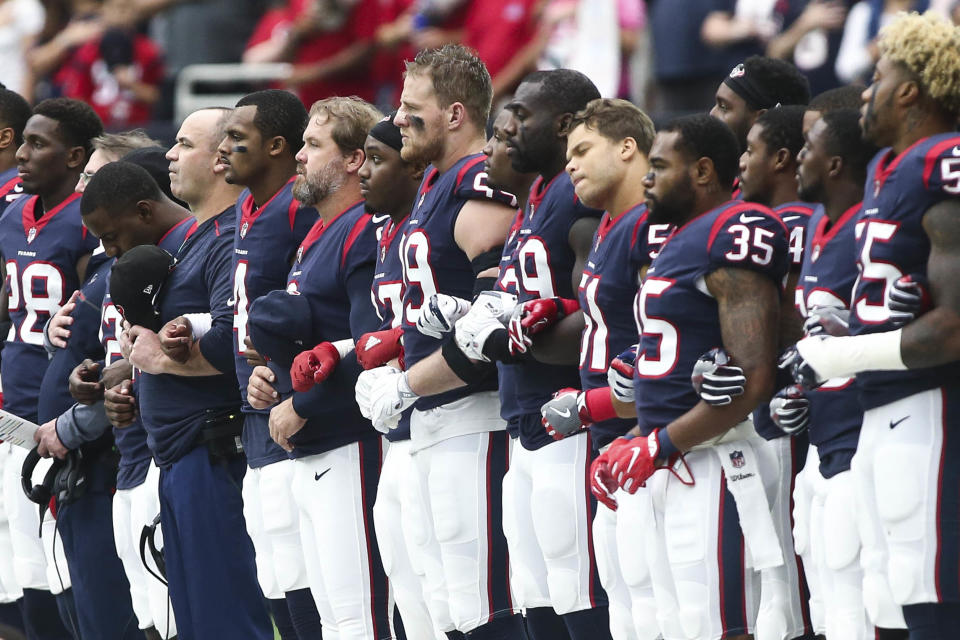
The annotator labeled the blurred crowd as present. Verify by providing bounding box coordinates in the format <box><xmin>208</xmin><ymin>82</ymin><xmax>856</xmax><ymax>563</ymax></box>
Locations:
<box><xmin>2</xmin><ymin>0</ymin><xmax>960</xmax><ymax>134</ymax></box>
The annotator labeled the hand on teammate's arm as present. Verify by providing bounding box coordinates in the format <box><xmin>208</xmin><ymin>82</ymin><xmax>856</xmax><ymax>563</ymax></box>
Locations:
<box><xmin>247</xmin><ymin>365</ymin><xmax>279</xmax><ymax>410</ymax></box>
<box><xmin>69</xmin><ymin>358</ymin><xmax>103</xmax><ymax>404</ymax></box>
<box><xmin>104</xmin><ymin>380</ymin><xmax>136</xmax><ymax>428</ymax></box>
<box><xmin>269</xmin><ymin>398</ymin><xmax>306</xmax><ymax>452</ymax></box>
<box><xmin>47</xmin><ymin>290</ymin><xmax>78</xmax><ymax>350</ymax></box>
<box><xmin>127</xmin><ymin>324</ymin><xmax>220</xmax><ymax>376</ymax></box>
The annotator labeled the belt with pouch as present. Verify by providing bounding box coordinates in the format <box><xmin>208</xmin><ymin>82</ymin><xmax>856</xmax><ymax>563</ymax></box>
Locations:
<box><xmin>195</xmin><ymin>407</ymin><xmax>245</xmax><ymax>462</ymax></box>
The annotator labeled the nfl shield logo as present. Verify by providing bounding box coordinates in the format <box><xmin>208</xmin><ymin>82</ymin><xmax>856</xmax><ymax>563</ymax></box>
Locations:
<box><xmin>296</xmin><ymin>246</ymin><xmax>304</xmax><ymax>263</ymax></box>
<box><xmin>874</xmin><ymin>179</ymin><xmax>881</xmax><ymax>197</ymax></box>
<box><xmin>26</xmin><ymin>227</ymin><xmax>36</xmax><ymax>243</ymax></box>
<box><xmin>811</xmin><ymin>244</ymin><xmax>821</xmax><ymax>261</ymax></box>
<box><xmin>240</xmin><ymin>221</ymin><xmax>249</xmax><ymax>238</ymax></box>
<box><xmin>729</xmin><ymin>450</ymin><xmax>745</xmax><ymax>468</ymax></box>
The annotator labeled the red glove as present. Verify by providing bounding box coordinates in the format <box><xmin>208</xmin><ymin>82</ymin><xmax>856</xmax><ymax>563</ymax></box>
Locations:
<box><xmin>290</xmin><ymin>342</ymin><xmax>341</xmax><ymax>392</ymax></box>
<box><xmin>608</xmin><ymin>428</ymin><xmax>679</xmax><ymax>493</ymax></box>
<box><xmin>508</xmin><ymin>297</ymin><xmax>580</xmax><ymax>354</ymax></box>
<box><xmin>356</xmin><ymin>327</ymin><xmax>404</xmax><ymax>370</ymax></box>
<box><xmin>590</xmin><ymin>451</ymin><xmax>619</xmax><ymax>511</ymax></box>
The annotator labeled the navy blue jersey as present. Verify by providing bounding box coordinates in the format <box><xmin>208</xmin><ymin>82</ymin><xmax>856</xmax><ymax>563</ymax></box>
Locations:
<box><xmin>399</xmin><ymin>154</ymin><xmax>517</xmax><ymax>411</ymax></box>
<box><xmin>849</xmin><ymin>133</ymin><xmax>960</xmax><ymax>409</ymax></box>
<box><xmin>497</xmin><ymin>173</ymin><xmax>602</xmax><ymax>450</ymax></box>
<box><xmin>0</xmin><ymin>193</ymin><xmax>98</xmax><ymax>422</ymax></box>
<box><xmin>138</xmin><ymin>209</ymin><xmax>239</xmax><ymax>467</ymax></box>
<box><xmin>579</xmin><ymin>204</ymin><xmax>670</xmax><ymax>448</ymax></box>
<box><xmin>38</xmin><ymin>253</ymin><xmax>112</xmax><ymax>424</ymax></box>
<box><xmin>496</xmin><ymin>207</ymin><xmax>526</xmax><ymax>439</ymax></box>
<box><xmin>0</xmin><ymin>168</ymin><xmax>25</xmax><ymax>219</ymax></box>
<box><xmin>797</xmin><ymin>204</ymin><xmax>863</xmax><ymax>477</ymax></box>
<box><xmin>284</xmin><ymin>202</ymin><xmax>383</xmax><ymax>457</ymax></box>
<box><xmin>232</xmin><ymin>181</ymin><xmax>317</xmax><ymax>467</ymax></box>
<box><xmin>774</xmin><ymin>201</ymin><xmax>815</xmax><ymax>272</ymax></box>
<box><xmin>372</xmin><ymin>214</ymin><xmax>413</xmax><ymax>443</ymax></box>
<box><xmin>104</xmin><ymin>217</ymin><xmax>196</xmax><ymax>487</ymax></box>
<box><xmin>634</xmin><ymin>201</ymin><xmax>789</xmax><ymax>435</ymax></box>
<box><xmin>751</xmin><ymin>201</ymin><xmax>815</xmax><ymax>440</ymax></box>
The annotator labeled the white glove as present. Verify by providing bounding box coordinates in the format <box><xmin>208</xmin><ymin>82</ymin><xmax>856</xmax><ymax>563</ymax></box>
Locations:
<box><xmin>416</xmin><ymin>294</ymin><xmax>471</xmax><ymax>339</ymax></box>
<box><xmin>453</xmin><ymin>291</ymin><xmax>518</xmax><ymax>361</ymax></box>
<box><xmin>355</xmin><ymin>366</ymin><xmax>418</xmax><ymax>433</ymax></box>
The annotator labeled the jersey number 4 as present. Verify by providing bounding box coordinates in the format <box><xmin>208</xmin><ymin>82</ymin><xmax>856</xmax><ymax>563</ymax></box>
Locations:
<box><xmin>6</xmin><ymin>261</ymin><xmax>65</xmax><ymax>345</ymax></box>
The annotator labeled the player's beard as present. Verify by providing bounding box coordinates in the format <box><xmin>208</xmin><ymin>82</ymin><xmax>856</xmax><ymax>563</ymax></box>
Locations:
<box><xmin>647</xmin><ymin>174</ymin><xmax>696</xmax><ymax>226</ymax></box>
<box><xmin>400</xmin><ymin>120</ymin><xmax>443</xmax><ymax>166</ymax></box>
<box><xmin>294</xmin><ymin>158</ymin><xmax>346</xmax><ymax>206</ymax></box>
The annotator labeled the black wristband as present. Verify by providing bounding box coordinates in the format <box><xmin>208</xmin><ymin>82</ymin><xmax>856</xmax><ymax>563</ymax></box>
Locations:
<box><xmin>441</xmin><ymin>338</ymin><xmax>498</xmax><ymax>384</ymax></box>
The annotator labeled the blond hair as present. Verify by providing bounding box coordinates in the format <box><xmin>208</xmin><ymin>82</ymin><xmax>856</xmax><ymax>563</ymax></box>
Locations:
<box><xmin>309</xmin><ymin>97</ymin><xmax>383</xmax><ymax>154</ymax></box>
<box><xmin>879</xmin><ymin>11</ymin><xmax>960</xmax><ymax>116</ymax></box>
<box><xmin>92</xmin><ymin>129</ymin><xmax>162</xmax><ymax>161</ymax></box>
<box><xmin>571</xmin><ymin>98</ymin><xmax>656</xmax><ymax>154</ymax></box>
<box><xmin>405</xmin><ymin>44</ymin><xmax>492</xmax><ymax>132</ymax></box>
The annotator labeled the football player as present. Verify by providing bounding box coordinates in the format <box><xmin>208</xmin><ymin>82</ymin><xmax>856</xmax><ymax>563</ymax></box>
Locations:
<box><xmin>451</xmin><ymin>69</ymin><xmax>611</xmax><ymax>640</ymax></box>
<box><xmin>33</xmin><ymin>146</ymin><xmax>183</xmax><ymax>640</ymax></box>
<box><xmin>710</xmin><ymin>56</ymin><xmax>811</xmax><ymax>154</ymax></box>
<box><xmin>785</xmin><ymin>108</ymin><xmax>881</xmax><ymax>639</ymax></box>
<box><xmin>801</xmin><ymin>85</ymin><xmax>867</xmax><ymax>136</ymax></box>
<box><xmin>354</xmin><ymin>45</ymin><xmax>524</xmax><ymax>639</ymax></box>
<box><xmin>736</xmin><ymin>103</ymin><xmax>817</xmax><ymax>640</ymax></box>
<box><xmin>782</xmin><ymin>13</ymin><xmax>960</xmax><ymax>638</ymax></box>
<box><xmin>542</xmin><ymin>98</ymin><xmax>667</xmax><ymax>639</ymax></box>
<box><xmin>353</xmin><ymin>113</ymin><xmax>448</xmax><ymax>639</ymax></box>
<box><xmin>600</xmin><ymin>115</ymin><xmax>789</xmax><ymax>640</ymax></box>
<box><xmin>0</xmin><ymin>88</ymin><xmax>30</xmax><ymax>218</ymax></box>
<box><xmin>0</xmin><ymin>98</ymin><xmax>104</xmax><ymax>640</ymax></box>
<box><xmin>245</xmin><ymin>97</ymin><xmax>393</xmax><ymax>638</ymax></box>
<box><xmin>214</xmin><ymin>89</ymin><xmax>321</xmax><ymax>640</ymax></box>
<box><xmin>483</xmin><ymin>107</ymin><xmax>537</xmax><ymax>212</ymax></box>
<box><xmin>87</xmin><ymin>156</ymin><xmax>272</xmax><ymax>638</ymax></box>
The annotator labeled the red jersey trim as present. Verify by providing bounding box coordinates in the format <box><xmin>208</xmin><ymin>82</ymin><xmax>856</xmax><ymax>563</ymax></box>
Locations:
<box><xmin>21</xmin><ymin>192</ymin><xmax>81</xmax><ymax>241</ymax></box>
<box><xmin>0</xmin><ymin>175</ymin><xmax>21</xmax><ymax>199</ymax></box>
<box><xmin>298</xmin><ymin>200</ymin><xmax>364</xmax><ymax>257</ymax></box>
<box><xmin>923</xmin><ymin>136</ymin><xmax>960</xmax><ymax>190</ymax></box>
<box><xmin>454</xmin><ymin>155</ymin><xmax>486</xmax><ymax>190</ymax></box>
<box><xmin>873</xmin><ymin>137</ymin><xmax>927</xmax><ymax>193</ymax></box>
<box><xmin>241</xmin><ymin>177</ymin><xmax>296</xmax><ymax>230</ymax></box>
<box><xmin>342</xmin><ymin>213</ymin><xmax>372</xmax><ymax>269</ymax></box>
<box><xmin>810</xmin><ymin>202</ymin><xmax>860</xmax><ymax>250</ymax></box>
<box><xmin>157</xmin><ymin>216</ymin><xmax>195</xmax><ymax>246</ymax></box>
<box><xmin>706</xmin><ymin>201</ymin><xmax>778</xmax><ymax>250</ymax></box>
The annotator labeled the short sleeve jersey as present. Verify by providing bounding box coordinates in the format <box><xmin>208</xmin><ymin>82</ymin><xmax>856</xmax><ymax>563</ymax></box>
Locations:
<box><xmin>0</xmin><ymin>168</ymin><xmax>24</xmax><ymax>219</ymax></box>
<box><xmin>751</xmin><ymin>200</ymin><xmax>814</xmax><ymax>440</ymax></box>
<box><xmin>399</xmin><ymin>154</ymin><xmax>517</xmax><ymax>411</ymax></box>
<box><xmin>634</xmin><ymin>200</ymin><xmax>789</xmax><ymax>435</ymax></box>
<box><xmin>0</xmin><ymin>193</ymin><xmax>98</xmax><ymax>422</ymax></box>
<box><xmin>283</xmin><ymin>202</ymin><xmax>382</xmax><ymax>457</ymax></box>
<box><xmin>579</xmin><ymin>204</ymin><xmax>670</xmax><ymax>448</ymax></box>
<box><xmin>498</xmin><ymin>173</ymin><xmax>603</xmax><ymax>450</ymax></box>
<box><xmin>371</xmin><ymin>213</ymin><xmax>412</xmax><ymax>443</ymax></box>
<box><xmin>137</xmin><ymin>209</ymin><xmax>239</xmax><ymax>467</ymax></box>
<box><xmin>103</xmin><ymin>216</ymin><xmax>196</xmax><ymax>487</ymax></box>
<box><xmin>796</xmin><ymin>203</ymin><xmax>863</xmax><ymax>477</ymax></box>
<box><xmin>232</xmin><ymin>180</ymin><xmax>317</xmax><ymax>467</ymax></box>
<box><xmin>849</xmin><ymin>133</ymin><xmax>960</xmax><ymax>409</ymax></box>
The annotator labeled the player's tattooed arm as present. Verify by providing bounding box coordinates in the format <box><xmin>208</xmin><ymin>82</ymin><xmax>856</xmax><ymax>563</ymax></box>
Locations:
<box><xmin>900</xmin><ymin>199</ymin><xmax>960</xmax><ymax>367</ymax></box>
<box><xmin>636</xmin><ymin>267</ymin><xmax>779</xmax><ymax>451</ymax></box>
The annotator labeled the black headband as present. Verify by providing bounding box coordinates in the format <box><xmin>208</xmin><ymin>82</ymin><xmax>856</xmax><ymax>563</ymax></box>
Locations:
<box><xmin>369</xmin><ymin>112</ymin><xmax>403</xmax><ymax>152</ymax></box>
<box><xmin>723</xmin><ymin>63</ymin><xmax>780</xmax><ymax>111</ymax></box>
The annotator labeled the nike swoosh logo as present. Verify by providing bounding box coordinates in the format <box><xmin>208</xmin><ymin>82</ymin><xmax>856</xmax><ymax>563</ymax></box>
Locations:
<box><xmin>226</xmin><ymin>297</ymin><xmax>236</xmax><ymax>306</ymax></box>
<box><xmin>371</xmin><ymin>214</ymin><xmax>391</xmax><ymax>223</ymax></box>
<box><xmin>739</xmin><ymin>214</ymin><xmax>765</xmax><ymax>223</ymax></box>
<box><xmin>889</xmin><ymin>416</ymin><xmax>909</xmax><ymax>429</ymax></box>
<box><xmin>952</xmin><ymin>145</ymin><xmax>960</xmax><ymax>157</ymax></box>
<box><xmin>314</xmin><ymin>468</ymin><xmax>331</xmax><ymax>481</ymax></box>
<box><xmin>553</xmin><ymin>408</ymin><xmax>571</xmax><ymax>418</ymax></box>
<box><xmin>782</xmin><ymin>215</ymin><xmax>801</xmax><ymax>222</ymax></box>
